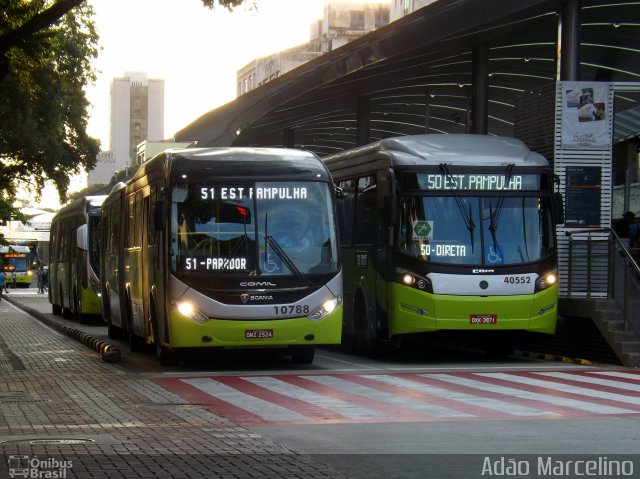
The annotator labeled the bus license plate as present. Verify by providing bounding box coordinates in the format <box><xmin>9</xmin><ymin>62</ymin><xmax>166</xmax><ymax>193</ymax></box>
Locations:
<box><xmin>245</xmin><ymin>329</ymin><xmax>273</xmax><ymax>339</ymax></box>
<box><xmin>470</xmin><ymin>314</ymin><xmax>497</xmax><ymax>325</ymax></box>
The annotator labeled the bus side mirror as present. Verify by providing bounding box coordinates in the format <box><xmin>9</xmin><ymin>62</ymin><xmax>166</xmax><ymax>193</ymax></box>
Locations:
<box><xmin>154</xmin><ymin>201</ymin><xmax>166</xmax><ymax>230</ymax></box>
<box><xmin>76</xmin><ymin>224</ymin><xmax>88</xmax><ymax>251</ymax></box>
<box><xmin>552</xmin><ymin>192</ymin><xmax>564</xmax><ymax>225</ymax></box>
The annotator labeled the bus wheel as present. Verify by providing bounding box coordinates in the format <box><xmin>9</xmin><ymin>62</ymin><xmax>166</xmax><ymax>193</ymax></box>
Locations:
<box><xmin>156</xmin><ymin>345</ymin><xmax>178</xmax><ymax>366</ymax></box>
<box><xmin>107</xmin><ymin>320</ymin><xmax>122</xmax><ymax>340</ymax></box>
<box><xmin>355</xmin><ymin>297</ymin><xmax>384</xmax><ymax>358</ymax></box>
<box><xmin>290</xmin><ymin>346</ymin><xmax>315</xmax><ymax>364</ymax></box>
<box><xmin>52</xmin><ymin>303</ymin><xmax>62</xmax><ymax>315</ymax></box>
<box><xmin>126</xmin><ymin>326</ymin><xmax>144</xmax><ymax>352</ymax></box>
<box><xmin>73</xmin><ymin>291</ymin><xmax>86</xmax><ymax>323</ymax></box>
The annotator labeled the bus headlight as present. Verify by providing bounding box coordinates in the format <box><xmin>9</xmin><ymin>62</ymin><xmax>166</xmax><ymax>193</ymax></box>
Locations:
<box><xmin>396</xmin><ymin>267</ymin><xmax>433</xmax><ymax>293</ymax></box>
<box><xmin>174</xmin><ymin>301</ymin><xmax>210</xmax><ymax>324</ymax></box>
<box><xmin>535</xmin><ymin>271</ymin><xmax>558</xmax><ymax>292</ymax></box>
<box><xmin>308</xmin><ymin>297</ymin><xmax>342</xmax><ymax>322</ymax></box>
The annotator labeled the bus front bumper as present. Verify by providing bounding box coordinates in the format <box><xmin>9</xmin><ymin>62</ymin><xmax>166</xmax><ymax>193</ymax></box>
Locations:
<box><xmin>389</xmin><ymin>283</ymin><xmax>557</xmax><ymax>336</ymax></box>
<box><xmin>167</xmin><ymin>306</ymin><xmax>343</xmax><ymax>348</ymax></box>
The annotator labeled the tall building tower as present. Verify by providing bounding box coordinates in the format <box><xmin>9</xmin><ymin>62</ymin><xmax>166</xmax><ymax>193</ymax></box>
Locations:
<box><xmin>89</xmin><ymin>72</ymin><xmax>164</xmax><ymax>186</ymax></box>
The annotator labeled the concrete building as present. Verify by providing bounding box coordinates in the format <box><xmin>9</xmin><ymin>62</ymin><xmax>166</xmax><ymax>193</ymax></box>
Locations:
<box><xmin>136</xmin><ymin>140</ymin><xmax>193</xmax><ymax>165</ymax></box>
<box><xmin>389</xmin><ymin>0</ymin><xmax>438</xmax><ymax>22</ymax></box>
<box><xmin>237</xmin><ymin>2</ymin><xmax>390</xmax><ymax>96</ymax></box>
<box><xmin>88</xmin><ymin>72</ymin><xmax>165</xmax><ymax>186</ymax></box>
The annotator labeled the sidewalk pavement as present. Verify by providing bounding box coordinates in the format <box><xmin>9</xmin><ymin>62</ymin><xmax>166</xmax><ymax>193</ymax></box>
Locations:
<box><xmin>0</xmin><ymin>296</ymin><xmax>346</xmax><ymax>479</ymax></box>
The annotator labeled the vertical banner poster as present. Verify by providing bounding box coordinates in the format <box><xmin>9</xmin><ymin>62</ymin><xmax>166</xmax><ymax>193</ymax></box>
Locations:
<box><xmin>561</xmin><ymin>82</ymin><xmax>611</xmax><ymax>148</ymax></box>
<box><xmin>564</xmin><ymin>166</ymin><xmax>602</xmax><ymax>227</ymax></box>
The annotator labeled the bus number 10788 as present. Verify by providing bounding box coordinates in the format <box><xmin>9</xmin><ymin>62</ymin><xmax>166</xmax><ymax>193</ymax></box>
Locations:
<box><xmin>274</xmin><ymin>305</ymin><xmax>310</xmax><ymax>315</ymax></box>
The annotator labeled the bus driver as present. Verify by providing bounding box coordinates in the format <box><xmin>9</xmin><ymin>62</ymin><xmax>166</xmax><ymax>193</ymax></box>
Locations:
<box><xmin>279</xmin><ymin>218</ymin><xmax>311</xmax><ymax>249</ymax></box>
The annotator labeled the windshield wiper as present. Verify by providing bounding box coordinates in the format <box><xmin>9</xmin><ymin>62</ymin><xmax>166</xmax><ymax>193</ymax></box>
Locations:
<box><xmin>263</xmin><ymin>212</ymin><xmax>306</xmax><ymax>282</ymax></box>
<box><xmin>439</xmin><ymin>163</ymin><xmax>475</xmax><ymax>253</ymax></box>
<box><xmin>487</xmin><ymin>163</ymin><xmax>515</xmax><ymax>251</ymax></box>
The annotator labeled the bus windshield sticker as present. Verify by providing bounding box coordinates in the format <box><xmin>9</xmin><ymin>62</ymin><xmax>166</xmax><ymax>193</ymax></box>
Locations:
<box><xmin>485</xmin><ymin>245</ymin><xmax>504</xmax><ymax>264</ymax></box>
<box><xmin>261</xmin><ymin>252</ymin><xmax>283</xmax><ymax>274</ymax></box>
<box><xmin>412</xmin><ymin>220</ymin><xmax>433</xmax><ymax>240</ymax></box>
<box><xmin>200</xmin><ymin>186</ymin><xmax>308</xmax><ymax>200</ymax></box>
<box><xmin>415</xmin><ymin>173</ymin><xmax>541</xmax><ymax>191</ymax></box>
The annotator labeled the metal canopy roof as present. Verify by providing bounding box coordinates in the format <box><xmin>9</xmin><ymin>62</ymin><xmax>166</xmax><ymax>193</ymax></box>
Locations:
<box><xmin>175</xmin><ymin>0</ymin><xmax>640</xmax><ymax>157</ymax></box>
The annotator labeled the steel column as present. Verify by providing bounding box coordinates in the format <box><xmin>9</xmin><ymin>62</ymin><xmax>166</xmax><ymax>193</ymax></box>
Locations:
<box><xmin>559</xmin><ymin>0</ymin><xmax>581</xmax><ymax>81</ymax></box>
<box><xmin>472</xmin><ymin>43</ymin><xmax>489</xmax><ymax>134</ymax></box>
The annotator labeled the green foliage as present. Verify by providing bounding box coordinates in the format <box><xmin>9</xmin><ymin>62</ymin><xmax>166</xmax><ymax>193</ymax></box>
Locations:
<box><xmin>201</xmin><ymin>0</ymin><xmax>255</xmax><ymax>11</ymax></box>
<box><xmin>0</xmin><ymin>0</ymin><xmax>99</xmax><ymax>221</ymax></box>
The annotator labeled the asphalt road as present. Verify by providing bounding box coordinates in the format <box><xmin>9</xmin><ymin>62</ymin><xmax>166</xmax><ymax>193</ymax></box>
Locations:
<box><xmin>10</xmin><ymin>292</ymin><xmax>640</xmax><ymax>479</ymax></box>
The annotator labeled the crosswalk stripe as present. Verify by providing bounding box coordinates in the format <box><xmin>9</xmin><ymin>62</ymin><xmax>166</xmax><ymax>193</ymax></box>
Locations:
<box><xmin>161</xmin><ymin>370</ymin><xmax>640</xmax><ymax>425</ymax></box>
<box><xmin>586</xmin><ymin>371</ymin><xmax>640</xmax><ymax>381</ymax></box>
<box><xmin>477</xmin><ymin>373</ymin><xmax>640</xmax><ymax>407</ymax></box>
<box><xmin>535</xmin><ymin>372</ymin><xmax>640</xmax><ymax>392</ymax></box>
<box><xmin>363</xmin><ymin>375</ymin><xmax>554</xmax><ymax>417</ymax></box>
<box><xmin>242</xmin><ymin>376</ymin><xmax>388</xmax><ymax>419</ymax></box>
<box><xmin>180</xmin><ymin>378</ymin><xmax>307</xmax><ymax>422</ymax></box>
<box><xmin>423</xmin><ymin>374</ymin><xmax>636</xmax><ymax>414</ymax></box>
<box><xmin>301</xmin><ymin>375</ymin><xmax>473</xmax><ymax>418</ymax></box>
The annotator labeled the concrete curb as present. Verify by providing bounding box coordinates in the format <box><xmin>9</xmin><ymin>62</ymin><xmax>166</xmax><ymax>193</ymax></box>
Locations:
<box><xmin>513</xmin><ymin>349</ymin><xmax>593</xmax><ymax>366</ymax></box>
<box><xmin>5</xmin><ymin>296</ymin><xmax>122</xmax><ymax>363</ymax></box>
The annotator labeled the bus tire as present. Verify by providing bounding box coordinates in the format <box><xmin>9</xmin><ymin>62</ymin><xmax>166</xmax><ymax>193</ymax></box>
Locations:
<box><xmin>354</xmin><ymin>295</ymin><xmax>384</xmax><ymax>358</ymax></box>
<box><xmin>156</xmin><ymin>345</ymin><xmax>178</xmax><ymax>366</ymax></box>
<box><xmin>73</xmin><ymin>290</ymin><xmax>86</xmax><ymax>324</ymax></box>
<box><xmin>125</xmin><ymin>294</ymin><xmax>144</xmax><ymax>352</ymax></box>
<box><xmin>291</xmin><ymin>346</ymin><xmax>315</xmax><ymax>364</ymax></box>
<box><xmin>52</xmin><ymin>303</ymin><xmax>62</xmax><ymax>315</ymax></box>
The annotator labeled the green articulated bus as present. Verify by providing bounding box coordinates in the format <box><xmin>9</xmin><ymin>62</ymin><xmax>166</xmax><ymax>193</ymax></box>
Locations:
<box><xmin>49</xmin><ymin>195</ymin><xmax>106</xmax><ymax>322</ymax></box>
<box><xmin>322</xmin><ymin>134</ymin><xmax>563</xmax><ymax>355</ymax></box>
<box><xmin>0</xmin><ymin>245</ymin><xmax>33</xmax><ymax>287</ymax></box>
<box><xmin>101</xmin><ymin>147</ymin><xmax>342</xmax><ymax>365</ymax></box>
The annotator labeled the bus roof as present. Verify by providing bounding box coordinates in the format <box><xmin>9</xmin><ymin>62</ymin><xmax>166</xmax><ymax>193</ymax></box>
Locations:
<box><xmin>0</xmin><ymin>245</ymin><xmax>30</xmax><ymax>254</ymax></box>
<box><xmin>52</xmin><ymin>195</ymin><xmax>107</xmax><ymax>221</ymax></box>
<box><xmin>135</xmin><ymin>147</ymin><xmax>331</xmax><ymax>183</ymax></box>
<box><xmin>322</xmin><ymin>134</ymin><xmax>549</xmax><ymax>168</ymax></box>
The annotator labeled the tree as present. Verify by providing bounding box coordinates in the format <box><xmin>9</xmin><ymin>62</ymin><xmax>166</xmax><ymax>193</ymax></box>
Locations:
<box><xmin>0</xmin><ymin>0</ymin><xmax>99</xmax><ymax>237</ymax></box>
<box><xmin>0</xmin><ymin>0</ymin><xmax>251</xmax><ymax>241</ymax></box>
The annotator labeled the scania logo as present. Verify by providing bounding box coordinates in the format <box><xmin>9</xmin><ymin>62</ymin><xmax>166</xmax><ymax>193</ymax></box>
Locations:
<box><xmin>472</xmin><ymin>268</ymin><xmax>495</xmax><ymax>274</ymax></box>
<box><xmin>240</xmin><ymin>281</ymin><xmax>277</xmax><ymax>287</ymax></box>
<box><xmin>240</xmin><ymin>293</ymin><xmax>274</xmax><ymax>303</ymax></box>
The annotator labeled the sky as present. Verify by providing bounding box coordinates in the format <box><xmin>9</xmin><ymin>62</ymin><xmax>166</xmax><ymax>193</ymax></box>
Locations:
<box><xmin>85</xmin><ymin>0</ymin><xmax>333</xmax><ymax>146</ymax></box>
<box><xmin>28</xmin><ymin>0</ymin><xmax>335</xmax><ymax>208</ymax></box>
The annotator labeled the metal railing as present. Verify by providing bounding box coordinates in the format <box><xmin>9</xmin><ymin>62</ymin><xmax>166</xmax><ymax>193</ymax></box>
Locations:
<box><xmin>566</xmin><ymin>228</ymin><xmax>640</xmax><ymax>334</ymax></box>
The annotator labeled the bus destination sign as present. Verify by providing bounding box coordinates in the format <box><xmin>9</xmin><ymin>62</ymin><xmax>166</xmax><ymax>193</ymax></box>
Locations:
<box><xmin>417</xmin><ymin>174</ymin><xmax>540</xmax><ymax>191</ymax></box>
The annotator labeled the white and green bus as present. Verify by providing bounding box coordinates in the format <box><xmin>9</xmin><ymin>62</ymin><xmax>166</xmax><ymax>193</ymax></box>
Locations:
<box><xmin>101</xmin><ymin>147</ymin><xmax>342</xmax><ymax>365</ymax></box>
<box><xmin>323</xmin><ymin>134</ymin><xmax>563</xmax><ymax>355</ymax></box>
<box><xmin>0</xmin><ymin>245</ymin><xmax>33</xmax><ymax>287</ymax></box>
<box><xmin>49</xmin><ymin>195</ymin><xmax>106</xmax><ymax>321</ymax></box>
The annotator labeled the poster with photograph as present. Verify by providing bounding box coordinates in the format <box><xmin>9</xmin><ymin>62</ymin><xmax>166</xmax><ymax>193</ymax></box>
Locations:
<box><xmin>561</xmin><ymin>82</ymin><xmax>611</xmax><ymax>148</ymax></box>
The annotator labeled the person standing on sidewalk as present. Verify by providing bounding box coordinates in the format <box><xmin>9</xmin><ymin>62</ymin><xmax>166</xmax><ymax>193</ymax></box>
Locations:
<box><xmin>0</xmin><ymin>270</ymin><xmax>5</xmax><ymax>300</ymax></box>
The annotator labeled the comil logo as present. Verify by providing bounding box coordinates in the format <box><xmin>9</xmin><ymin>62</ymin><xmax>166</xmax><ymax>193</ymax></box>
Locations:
<box><xmin>7</xmin><ymin>455</ymin><xmax>73</xmax><ymax>478</ymax></box>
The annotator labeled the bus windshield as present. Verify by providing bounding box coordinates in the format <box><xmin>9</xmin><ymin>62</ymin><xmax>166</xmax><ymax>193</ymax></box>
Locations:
<box><xmin>2</xmin><ymin>254</ymin><xmax>29</xmax><ymax>272</ymax></box>
<box><xmin>398</xmin><ymin>195</ymin><xmax>555</xmax><ymax>266</ymax></box>
<box><xmin>170</xmin><ymin>181</ymin><xmax>339</xmax><ymax>278</ymax></box>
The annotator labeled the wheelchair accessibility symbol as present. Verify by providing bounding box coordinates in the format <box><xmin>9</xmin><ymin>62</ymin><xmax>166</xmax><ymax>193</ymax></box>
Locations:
<box><xmin>485</xmin><ymin>245</ymin><xmax>504</xmax><ymax>264</ymax></box>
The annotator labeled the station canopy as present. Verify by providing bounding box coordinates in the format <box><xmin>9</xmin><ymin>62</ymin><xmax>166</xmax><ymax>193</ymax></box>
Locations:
<box><xmin>175</xmin><ymin>0</ymin><xmax>640</xmax><ymax>157</ymax></box>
